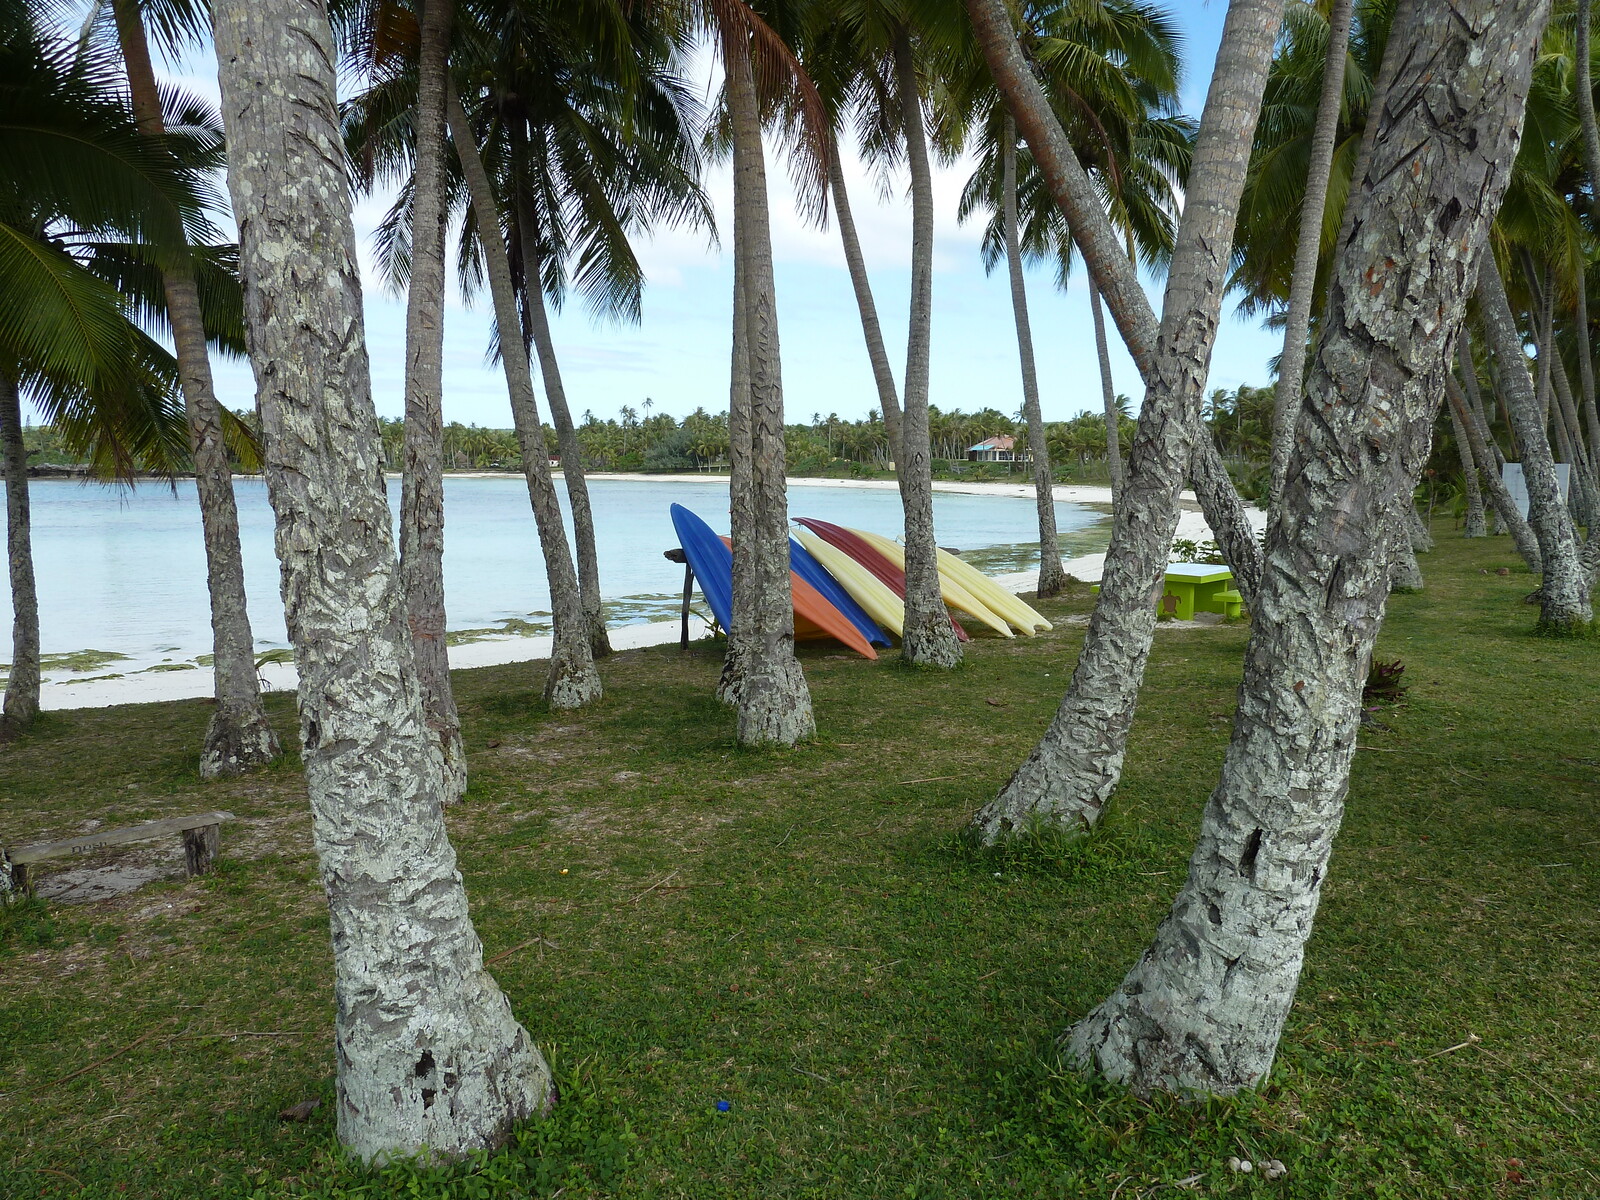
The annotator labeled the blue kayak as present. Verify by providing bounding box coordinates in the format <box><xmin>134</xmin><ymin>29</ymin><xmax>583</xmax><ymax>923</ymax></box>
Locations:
<box><xmin>789</xmin><ymin>537</ymin><xmax>891</xmax><ymax>646</ymax></box>
<box><xmin>670</xmin><ymin>504</ymin><xmax>734</xmax><ymax>631</ymax></box>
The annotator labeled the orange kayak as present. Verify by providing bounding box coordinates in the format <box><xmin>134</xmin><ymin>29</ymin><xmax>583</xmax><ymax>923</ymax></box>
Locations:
<box><xmin>718</xmin><ymin>537</ymin><xmax>877</xmax><ymax>659</ymax></box>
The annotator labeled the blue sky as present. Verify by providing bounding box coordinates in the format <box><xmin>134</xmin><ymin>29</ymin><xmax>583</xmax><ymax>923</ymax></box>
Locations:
<box><xmin>167</xmin><ymin>3</ymin><xmax>1279</xmax><ymax>432</ymax></box>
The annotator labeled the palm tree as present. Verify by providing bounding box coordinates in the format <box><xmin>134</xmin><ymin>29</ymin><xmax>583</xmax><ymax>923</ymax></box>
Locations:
<box><xmin>955</xmin><ymin>0</ymin><xmax>1187</xmax><ymax>586</ymax></box>
<box><xmin>212</xmin><ymin>0</ymin><xmax>550</xmax><ymax>1155</ymax></box>
<box><xmin>964</xmin><ymin>0</ymin><xmax>1286</xmax><ymax>845</ymax></box>
<box><xmin>103</xmin><ymin>0</ymin><xmax>282</xmax><ymax>778</ymax></box>
<box><xmin>1264</xmin><ymin>0</ymin><xmax>1356</xmax><ymax>508</ymax></box>
<box><xmin>445</xmin><ymin>88</ymin><xmax>603</xmax><ymax>707</ymax></box>
<box><xmin>0</xmin><ymin>18</ymin><xmax>214</xmax><ymax>736</ymax></box>
<box><xmin>717</xmin><ymin>11</ymin><xmax>820</xmax><ymax>745</ymax></box>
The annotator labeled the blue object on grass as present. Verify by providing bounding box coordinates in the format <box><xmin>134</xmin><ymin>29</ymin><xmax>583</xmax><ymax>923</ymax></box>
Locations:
<box><xmin>669</xmin><ymin>504</ymin><xmax>734</xmax><ymax>632</ymax></box>
<box><xmin>716</xmin><ymin>1100</ymin><xmax>732</xmax><ymax>1113</ymax></box>
<box><xmin>789</xmin><ymin>536</ymin><xmax>890</xmax><ymax>646</ymax></box>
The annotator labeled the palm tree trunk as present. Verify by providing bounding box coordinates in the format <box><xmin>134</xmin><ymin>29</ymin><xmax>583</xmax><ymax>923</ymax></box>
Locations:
<box><xmin>515</xmin><ymin>199</ymin><xmax>612</xmax><ymax>660</ymax></box>
<box><xmin>1002</xmin><ymin>117</ymin><xmax>1064</xmax><ymax>598</ymax></box>
<box><xmin>723</xmin><ymin>26</ymin><xmax>814</xmax><ymax>745</ymax></box>
<box><xmin>829</xmin><ymin>131</ymin><xmax>902</xmax><ymax>458</ymax></box>
<box><xmin>1459</xmin><ymin>329</ymin><xmax>1505</xmax><ymax>468</ymax></box>
<box><xmin>1088</xmin><ymin>275</ymin><xmax>1124</xmax><ymax>501</ymax></box>
<box><xmin>112</xmin><ymin>0</ymin><xmax>280</xmax><ymax>777</ymax></box>
<box><xmin>1448</xmin><ymin>397</ymin><xmax>1488</xmax><ymax>536</ymax></box>
<box><xmin>1267</xmin><ymin>0</ymin><xmax>1355</xmax><ymax>510</ymax></box>
<box><xmin>398</xmin><ymin>0</ymin><xmax>464</xmax><ymax>801</ymax></box>
<box><xmin>1189</xmin><ymin>432</ymin><xmax>1263</xmax><ymax>606</ymax></box>
<box><xmin>446</xmin><ymin>92</ymin><xmax>601</xmax><ymax>706</ymax></box>
<box><xmin>894</xmin><ymin>26</ymin><xmax>962</xmax><ymax>669</ymax></box>
<box><xmin>1549</xmin><ymin>348</ymin><xmax>1600</xmax><ymax>529</ymax></box>
<box><xmin>966</xmin><ymin>0</ymin><xmax>1284</xmax><ymax>844</ymax></box>
<box><xmin>1447</xmin><ymin>373</ymin><xmax>1541</xmax><ymax>567</ymax></box>
<box><xmin>1477</xmin><ymin>255</ymin><xmax>1592</xmax><ymax>631</ymax></box>
<box><xmin>1068</xmin><ymin>0</ymin><xmax>1546</xmax><ymax>1096</ymax></box>
<box><xmin>213</xmin><ymin>0</ymin><xmax>551</xmax><ymax>1156</ymax></box>
<box><xmin>1575</xmin><ymin>273</ymin><xmax>1600</xmax><ymax>473</ymax></box>
<box><xmin>717</xmin><ymin>188</ymin><xmax>753</xmax><ymax>703</ymax></box>
<box><xmin>1389</xmin><ymin>498</ymin><xmax>1425</xmax><ymax>591</ymax></box>
<box><xmin>1</xmin><ymin>371</ymin><xmax>38</xmax><ymax>736</ymax></box>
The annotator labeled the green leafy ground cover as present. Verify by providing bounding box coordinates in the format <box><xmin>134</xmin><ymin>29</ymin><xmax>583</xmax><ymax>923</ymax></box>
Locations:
<box><xmin>1</xmin><ymin>529</ymin><xmax>1596</xmax><ymax>1198</ymax></box>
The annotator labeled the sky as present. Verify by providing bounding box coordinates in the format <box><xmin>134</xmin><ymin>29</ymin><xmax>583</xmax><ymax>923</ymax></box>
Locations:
<box><xmin>134</xmin><ymin>3</ymin><xmax>1282</xmax><ymax>432</ymax></box>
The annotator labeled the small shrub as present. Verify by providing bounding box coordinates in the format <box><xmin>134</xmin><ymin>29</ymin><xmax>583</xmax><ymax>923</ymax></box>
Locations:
<box><xmin>1363</xmin><ymin>657</ymin><xmax>1408</xmax><ymax>704</ymax></box>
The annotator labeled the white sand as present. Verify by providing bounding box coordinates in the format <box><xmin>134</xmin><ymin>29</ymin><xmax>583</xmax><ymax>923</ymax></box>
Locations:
<box><xmin>38</xmin><ymin>477</ymin><xmax>1261</xmax><ymax>712</ymax></box>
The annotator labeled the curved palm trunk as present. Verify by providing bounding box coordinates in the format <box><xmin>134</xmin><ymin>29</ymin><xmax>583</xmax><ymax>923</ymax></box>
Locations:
<box><xmin>1575</xmin><ymin>274</ymin><xmax>1600</xmax><ymax>473</ymax></box>
<box><xmin>1477</xmin><ymin>256</ymin><xmax>1592</xmax><ymax>631</ymax></box>
<box><xmin>1068</xmin><ymin>0</ymin><xmax>1545</xmax><ymax>1096</ymax></box>
<box><xmin>723</xmin><ymin>28</ymin><xmax>813</xmax><ymax>745</ymax></box>
<box><xmin>1190</xmin><ymin>432</ymin><xmax>1263</xmax><ymax>606</ymax></box>
<box><xmin>1447</xmin><ymin>374</ymin><xmax>1541</xmax><ymax>567</ymax></box>
<box><xmin>1267</xmin><ymin>0</ymin><xmax>1356</xmax><ymax>509</ymax></box>
<box><xmin>1002</xmin><ymin>118</ymin><xmax>1063</xmax><ymax>597</ymax></box>
<box><xmin>516</xmin><ymin>210</ymin><xmax>612</xmax><ymax>660</ymax></box>
<box><xmin>112</xmin><ymin>0</ymin><xmax>280</xmax><ymax>777</ymax></box>
<box><xmin>398</xmin><ymin>0</ymin><xmax>464</xmax><ymax>801</ymax></box>
<box><xmin>213</xmin><ymin>0</ymin><xmax>551</xmax><ymax>1157</ymax></box>
<box><xmin>1550</xmin><ymin>349</ymin><xmax>1600</xmax><ymax>529</ymax></box>
<box><xmin>829</xmin><ymin>133</ymin><xmax>903</xmax><ymax>457</ymax></box>
<box><xmin>1389</xmin><ymin>500</ymin><xmax>1425</xmax><ymax>591</ymax></box>
<box><xmin>1448</xmin><ymin>397</ymin><xmax>1488</xmax><ymax>537</ymax></box>
<box><xmin>894</xmin><ymin>27</ymin><xmax>962</xmax><ymax>669</ymax></box>
<box><xmin>446</xmin><ymin>93</ymin><xmax>601</xmax><ymax>706</ymax></box>
<box><xmin>966</xmin><ymin>0</ymin><xmax>1284</xmax><ymax>844</ymax></box>
<box><xmin>1088</xmin><ymin>275</ymin><xmax>1124</xmax><ymax>501</ymax></box>
<box><xmin>1</xmin><ymin>372</ymin><xmax>38</xmax><ymax>736</ymax></box>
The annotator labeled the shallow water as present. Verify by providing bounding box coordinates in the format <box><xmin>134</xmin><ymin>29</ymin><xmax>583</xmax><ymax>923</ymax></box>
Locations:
<box><xmin>2</xmin><ymin>475</ymin><xmax>1104</xmax><ymax>674</ymax></box>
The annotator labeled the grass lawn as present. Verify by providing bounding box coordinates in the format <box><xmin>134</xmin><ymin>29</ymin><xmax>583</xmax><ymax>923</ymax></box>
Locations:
<box><xmin>2</xmin><ymin>526</ymin><xmax>1596</xmax><ymax>1198</ymax></box>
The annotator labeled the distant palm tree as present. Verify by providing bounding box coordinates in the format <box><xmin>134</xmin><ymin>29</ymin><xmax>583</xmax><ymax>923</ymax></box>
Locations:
<box><xmin>0</xmin><ymin>18</ymin><xmax>217</xmax><ymax>735</ymax></box>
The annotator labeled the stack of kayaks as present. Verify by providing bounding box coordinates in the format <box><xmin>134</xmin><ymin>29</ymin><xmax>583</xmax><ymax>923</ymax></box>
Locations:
<box><xmin>668</xmin><ymin>503</ymin><xmax>1048</xmax><ymax>661</ymax></box>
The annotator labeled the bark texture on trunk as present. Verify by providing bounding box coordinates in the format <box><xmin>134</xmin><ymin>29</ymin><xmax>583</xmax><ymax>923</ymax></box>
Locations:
<box><xmin>1389</xmin><ymin>502</ymin><xmax>1425</xmax><ymax>591</ymax></box>
<box><xmin>1448</xmin><ymin>397</ymin><xmax>1488</xmax><ymax>537</ymax></box>
<box><xmin>1575</xmin><ymin>273</ymin><xmax>1600</xmax><ymax>474</ymax></box>
<box><xmin>968</xmin><ymin>0</ymin><xmax>1285</xmax><ymax>844</ymax></box>
<box><xmin>213</xmin><ymin>0</ymin><xmax>551</xmax><ymax>1157</ymax></box>
<box><xmin>1190</xmin><ymin>432</ymin><xmax>1263</xmax><ymax>607</ymax></box>
<box><xmin>1477</xmin><ymin>256</ymin><xmax>1593</xmax><ymax>631</ymax></box>
<box><xmin>1089</xmin><ymin>276</ymin><xmax>1124</xmax><ymax>503</ymax></box>
<box><xmin>1002</xmin><ymin>118</ymin><xmax>1064</xmax><ymax>598</ymax></box>
<box><xmin>1267</xmin><ymin>0</ymin><xmax>1356</xmax><ymax>508</ymax></box>
<box><xmin>829</xmin><ymin>131</ymin><xmax>902</xmax><ymax>458</ymax></box>
<box><xmin>398</xmin><ymin>0</ymin><xmax>464</xmax><ymax>801</ymax></box>
<box><xmin>725</xmin><ymin>29</ymin><xmax>813</xmax><ymax>745</ymax></box>
<box><xmin>1067</xmin><ymin>0</ymin><xmax>1547</xmax><ymax>1096</ymax></box>
<box><xmin>1447</xmin><ymin>373</ymin><xmax>1541</xmax><ymax>567</ymax></box>
<box><xmin>114</xmin><ymin>0</ymin><xmax>280</xmax><ymax>777</ymax></box>
<box><xmin>519</xmin><ymin>231</ymin><xmax>612</xmax><ymax>662</ymax></box>
<box><xmin>894</xmin><ymin>29</ymin><xmax>962</xmax><ymax>669</ymax></box>
<box><xmin>1</xmin><ymin>372</ymin><xmax>38</xmax><ymax>736</ymax></box>
<box><xmin>446</xmin><ymin>93</ymin><xmax>601</xmax><ymax>705</ymax></box>
<box><xmin>718</xmin><ymin>124</ymin><xmax>753</xmax><ymax>706</ymax></box>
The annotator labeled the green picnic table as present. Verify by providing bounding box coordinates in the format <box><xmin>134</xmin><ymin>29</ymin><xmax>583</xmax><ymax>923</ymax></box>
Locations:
<box><xmin>1161</xmin><ymin>562</ymin><xmax>1240</xmax><ymax>619</ymax></box>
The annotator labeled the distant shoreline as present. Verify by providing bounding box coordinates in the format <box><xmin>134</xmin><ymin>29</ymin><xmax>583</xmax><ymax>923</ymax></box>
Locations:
<box><xmin>29</xmin><ymin>475</ymin><xmax>1248</xmax><ymax>713</ymax></box>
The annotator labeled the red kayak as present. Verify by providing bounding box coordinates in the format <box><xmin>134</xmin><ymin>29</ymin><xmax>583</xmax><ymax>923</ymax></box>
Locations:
<box><xmin>793</xmin><ymin>518</ymin><xmax>969</xmax><ymax>643</ymax></box>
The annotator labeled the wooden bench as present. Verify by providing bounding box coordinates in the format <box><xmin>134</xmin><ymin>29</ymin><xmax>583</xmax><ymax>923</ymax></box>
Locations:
<box><xmin>4</xmin><ymin>811</ymin><xmax>234</xmax><ymax>895</ymax></box>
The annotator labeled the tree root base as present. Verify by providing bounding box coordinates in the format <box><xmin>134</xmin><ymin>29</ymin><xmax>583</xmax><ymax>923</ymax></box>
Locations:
<box><xmin>199</xmin><ymin>703</ymin><xmax>282</xmax><ymax>779</ymax></box>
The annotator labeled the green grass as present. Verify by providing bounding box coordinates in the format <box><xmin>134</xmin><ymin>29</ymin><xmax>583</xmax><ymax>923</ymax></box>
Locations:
<box><xmin>2</xmin><ymin>529</ymin><xmax>1596</xmax><ymax>1198</ymax></box>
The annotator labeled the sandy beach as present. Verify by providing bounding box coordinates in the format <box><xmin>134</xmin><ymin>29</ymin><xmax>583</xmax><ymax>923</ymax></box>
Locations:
<box><xmin>36</xmin><ymin>477</ymin><xmax>1260</xmax><ymax>712</ymax></box>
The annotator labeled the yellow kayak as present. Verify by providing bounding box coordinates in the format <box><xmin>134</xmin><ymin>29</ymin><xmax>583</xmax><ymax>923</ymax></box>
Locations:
<box><xmin>848</xmin><ymin>528</ymin><xmax>1014</xmax><ymax>639</ymax></box>
<box><xmin>793</xmin><ymin>528</ymin><xmax>904</xmax><ymax>638</ymax></box>
<box><xmin>934</xmin><ymin>547</ymin><xmax>1052</xmax><ymax>634</ymax></box>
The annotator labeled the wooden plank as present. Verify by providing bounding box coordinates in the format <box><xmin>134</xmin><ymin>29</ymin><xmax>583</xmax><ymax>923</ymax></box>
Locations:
<box><xmin>10</xmin><ymin>812</ymin><xmax>235</xmax><ymax>864</ymax></box>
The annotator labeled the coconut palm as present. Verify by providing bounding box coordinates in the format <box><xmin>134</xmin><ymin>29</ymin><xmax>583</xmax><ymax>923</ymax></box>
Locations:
<box><xmin>0</xmin><ymin>17</ymin><xmax>222</xmax><ymax>736</ymax></box>
<box><xmin>93</xmin><ymin>0</ymin><xmax>283</xmax><ymax>778</ymax></box>
<box><xmin>955</xmin><ymin>0</ymin><xmax>1187</xmax><ymax>588</ymax></box>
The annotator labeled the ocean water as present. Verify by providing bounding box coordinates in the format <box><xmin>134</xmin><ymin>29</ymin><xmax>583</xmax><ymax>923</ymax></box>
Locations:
<box><xmin>2</xmin><ymin>475</ymin><xmax>1105</xmax><ymax>673</ymax></box>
